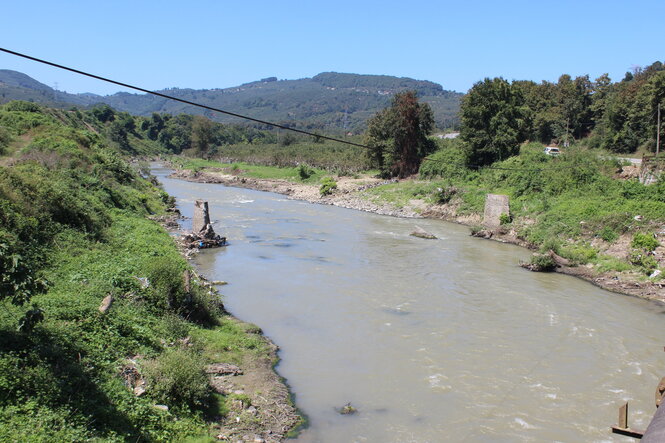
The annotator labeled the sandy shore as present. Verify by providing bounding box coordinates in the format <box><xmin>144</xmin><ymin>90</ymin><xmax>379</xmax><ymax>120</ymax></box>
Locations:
<box><xmin>169</xmin><ymin>168</ymin><xmax>665</xmax><ymax>303</ymax></box>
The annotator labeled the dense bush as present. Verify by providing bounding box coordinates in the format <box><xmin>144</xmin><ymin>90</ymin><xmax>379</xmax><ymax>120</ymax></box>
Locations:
<box><xmin>529</xmin><ymin>254</ymin><xmax>557</xmax><ymax>271</ymax></box>
<box><xmin>419</xmin><ymin>140</ymin><xmax>469</xmax><ymax>180</ymax></box>
<box><xmin>144</xmin><ymin>348</ymin><xmax>210</xmax><ymax>410</ymax></box>
<box><xmin>631</xmin><ymin>232</ymin><xmax>660</xmax><ymax>252</ymax></box>
<box><xmin>0</xmin><ymin>127</ymin><xmax>11</xmax><ymax>155</ymax></box>
<box><xmin>319</xmin><ymin>176</ymin><xmax>338</xmax><ymax>196</ymax></box>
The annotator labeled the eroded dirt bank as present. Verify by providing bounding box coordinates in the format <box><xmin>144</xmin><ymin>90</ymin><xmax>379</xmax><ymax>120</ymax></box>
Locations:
<box><xmin>169</xmin><ymin>168</ymin><xmax>665</xmax><ymax>303</ymax></box>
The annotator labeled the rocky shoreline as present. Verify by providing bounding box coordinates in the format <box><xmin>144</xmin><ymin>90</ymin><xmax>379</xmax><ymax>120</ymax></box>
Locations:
<box><xmin>169</xmin><ymin>168</ymin><xmax>665</xmax><ymax>303</ymax></box>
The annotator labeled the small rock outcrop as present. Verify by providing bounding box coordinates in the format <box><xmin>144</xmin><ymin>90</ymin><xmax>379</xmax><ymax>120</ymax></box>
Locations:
<box><xmin>98</xmin><ymin>294</ymin><xmax>114</xmax><ymax>314</ymax></box>
<box><xmin>410</xmin><ymin>226</ymin><xmax>437</xmax><ymax>239</ymax></box>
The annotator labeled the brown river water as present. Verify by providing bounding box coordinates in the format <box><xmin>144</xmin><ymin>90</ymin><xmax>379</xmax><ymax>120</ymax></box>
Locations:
<box><xmin>154</xmin><ymin>166</ymin><xmax>665</xmax><ymax>442</ymax></box>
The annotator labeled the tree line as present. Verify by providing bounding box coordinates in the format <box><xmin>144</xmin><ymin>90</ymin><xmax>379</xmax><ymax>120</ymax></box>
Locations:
<box><xmin>364</xmin><ymin>60</ymin><xmax>665</xmax><ymax>176</ymax></box>
<box><xmin>461</xmin><ymin>61</ymin><xmax>665</xmax><ymax>165</ymax></box>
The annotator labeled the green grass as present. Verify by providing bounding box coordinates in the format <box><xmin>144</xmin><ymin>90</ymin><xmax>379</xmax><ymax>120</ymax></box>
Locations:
<box><xmin>172</xmin><ymin>157</ymin><xmax>329</xmax><ymax>184</ymax></box>
<box><xmin>0</xmin><ymin>101</ymin><xmax>285</xmax><ymax>441</ymax></box>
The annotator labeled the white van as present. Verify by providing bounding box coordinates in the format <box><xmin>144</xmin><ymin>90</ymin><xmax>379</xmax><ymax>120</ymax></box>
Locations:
<box><xmin>544</xmin><ymin>147</ymin><xmax>560</xmax><ymax>156</ymax></box>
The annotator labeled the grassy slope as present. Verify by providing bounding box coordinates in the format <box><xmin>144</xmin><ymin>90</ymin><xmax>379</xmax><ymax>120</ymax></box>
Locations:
<box><xmin>0</xmin><ymin>103</ymin><xmax>271</xmax><ymax>441</ymax></box>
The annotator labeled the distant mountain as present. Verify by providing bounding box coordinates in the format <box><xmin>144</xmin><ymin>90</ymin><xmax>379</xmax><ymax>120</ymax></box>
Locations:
<box><xmin>0</xmin><ymin>70</ymin><xmax>462</xmax><ymax>131</ymax></box>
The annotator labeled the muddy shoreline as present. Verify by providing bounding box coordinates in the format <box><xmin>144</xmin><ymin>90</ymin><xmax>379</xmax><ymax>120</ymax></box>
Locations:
<box><xmin>169</xmin><ymin>168</ymin><xmax>665</xmax><ymax>303</ymax></box>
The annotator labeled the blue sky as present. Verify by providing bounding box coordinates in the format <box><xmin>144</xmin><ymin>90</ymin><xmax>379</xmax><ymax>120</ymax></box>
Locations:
<box><xmin>1</xmin><ymin>0</ymin><xmax>662</xmax><ymax>95</ymax></box>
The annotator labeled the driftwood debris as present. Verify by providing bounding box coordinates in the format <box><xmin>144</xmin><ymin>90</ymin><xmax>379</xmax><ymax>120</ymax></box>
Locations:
<box><xmin>206</xmin><ymin>363</ymin><xmax>243</xmax><ymax>376</ymax></box>
<box><xmin>181</xmin><ymin>200</ymin><xmax>227</xmax><ymax>250</ymax></box>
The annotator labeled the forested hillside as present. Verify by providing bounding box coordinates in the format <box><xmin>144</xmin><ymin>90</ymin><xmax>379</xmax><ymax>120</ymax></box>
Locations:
<box><xmin>0</xmin><ymin>70</ymin><xmax>463</xmax><ymax>132</ymax></box>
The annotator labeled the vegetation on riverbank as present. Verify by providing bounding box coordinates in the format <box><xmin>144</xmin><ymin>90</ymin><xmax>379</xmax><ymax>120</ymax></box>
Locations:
<box><xmin>172</xmin><ymin>135</ymin><xmax>665</xmax><ymax>294</ymax></box>
<box><xmin>0</xmin><ymin>101</ymin><xmax>297</xmax><ymax>441</ymax></box>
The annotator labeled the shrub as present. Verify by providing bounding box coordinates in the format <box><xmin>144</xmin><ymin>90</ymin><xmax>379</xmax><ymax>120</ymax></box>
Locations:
<box><xmin>0</xmin><ymin>127</ymin><xmax>12</xmax><ymax>155</ymax></box>
<box><xmin>144</xmin><ymin>256</ymin><xmax>186</xmax><ymax>313</ymax></box>
<box><xmin>631</xmin><ymin>232</ymin><xmax>660</xmax><ymax>252</ymax></box>
<box><xmin>419</xmin><ymin>141</ymin><xmax>469</xmax><ymax>180</ymax></box>
<box><xmin>598</xmin><ymin>226</ymin><xmax>619</xmax><ymax>243</ymax></box>
<box><xmin>3</xmin><ymin>101</ymin><xmax>42</xmax><ymax>113</ymax></box>
<box><xmin>298</xmin><ymin>163</ymin><xmax>313</xmax><ymax>181</ymax></box>
<box><xmin>499</xmin><ymin>212</ymin><xmax>512</xmax><ymax>225</ymax></box>
<box><xmin>144</xmin><ymin>348</ymin><xmax>210</xmax><ymax>409</ymax></box>
<box><xmin>433</xmin><ymin>186</ymin><xmax>457</xmax><ymax>204</ymax></box>
<box><xmin>560</xmin><ymin>243</ymin><xmax>597</xmax><ymax>265</ymax></box>
<box><xmin>629</xmin><ymin>250</ymin><xmax>658</xmax><ymax>274</ymax></box>
<box><xmin>319</xmin><ymin>176</ymin><xmax>337</xmax><ymax>196</ymax></box>
<box><xmin>280</xmin><ymin>133</ymin><xmax>296</xmax><ymax>147</ymax></box>
<box><xmin>530</xmin><ymin>254</ymin><xmax>557</xmax><ymax>271</ymax></box>
<box><xmin>539</xmin><ymin>237</ymin><xmax>561</xmax><ymax>255</ymax></box>
<box><xmin>470</xmin><ymin>225</ymin><xmax>483</xmax><ymax>236</ymax></box>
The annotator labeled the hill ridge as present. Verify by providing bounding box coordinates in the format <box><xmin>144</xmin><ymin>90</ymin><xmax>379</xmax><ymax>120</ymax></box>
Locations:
<box><xmin>0</xmin><ymin>69</ymin><xmax>462</xmax><ymax>131</ymax></box>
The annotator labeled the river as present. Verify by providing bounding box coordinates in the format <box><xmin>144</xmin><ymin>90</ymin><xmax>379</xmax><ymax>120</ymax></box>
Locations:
<box><xmin>153</xmin><ymin>166</ymin><xmax>665</xmax><ymax>442</ymax></box>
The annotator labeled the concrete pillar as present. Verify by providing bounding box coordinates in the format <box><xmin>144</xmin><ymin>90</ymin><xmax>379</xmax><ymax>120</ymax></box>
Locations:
<box><xmin>483</xmin><ymin>194</ymin><xmax>510</xmax><ymax>227</ymax></box>
<box><xmin>193</xmin><ymin>200</ymin><xmax>210</xmax><ymax>234</ymax></box>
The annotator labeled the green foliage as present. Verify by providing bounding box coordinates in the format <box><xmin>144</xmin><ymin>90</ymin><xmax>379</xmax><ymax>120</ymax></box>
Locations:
<box><xmin>212</xmin><ymin>140</ymin><xmax>369</xmax><ymax>174</ymax></box>
<box><xmin>90</xmin><ymin>104</ymin><xmax>115</xmax><ymax>123</ymax></box>
<box><xmin>631</xmin><ymin>232</ymin><xmax>660</xmax><ymax>252</ymax></box>
<box><xmin>364</xmin><ymin>91</ymin><xmax>436</xmax><ymax>178</ymax></box>
<box><xmin>539</xmin><ymin>237</ymin><xmax>561</xmax><ymax>255</ymax></box>
<box><xmin>3</xmin><ymin>100</ymin><xmax>42</xmax><ymax>113</ymax></box>
<box><xmin>559</xmin><ymin>243</ymin><xmax>597</xmax><ymax>265</ymax></box>
<box><xmin>433</xmin><ymin>186</ymin><xmax>457</xmax><ymax>204</ymax></box>
<box><xmin>598</xmin><ymin>226</ymin><xmax>619</xmax><ymax>243</ymax></box>
<box><xmin>460</xmin><ymin>77</ymin><xmax>528</xmax><ymax>166</ymax></box>
<box><xmin>298</xmin><ymin>163</ymin><xmax>314</xmax><ymax>180</ymax></box>
<box><xmin>0</xmin><ymin>241</ymin><xmax>47</xmax><ymax>306</ymax></box>
<box><xmin>144</xmin><ymin>348</ymin><xmax>210</xmax><ymax>410</ymax></box>
<box><xmin>144</xmin><ymin>256</ymin><xmax>187</xmax><ymax>312</ymax></box>
<box><xmin>0</xmin><ymin>102</ymin><xmax>274</xmax><ymax>441</ymax></box>
<box><xmin>419</xmin><ymin>139</ymin><xmax>470</xmax><ymax>180</ymax></box>
<box><xmin>529</xmin><ymin>254</ymin><xmax>557</xmax><ymax>271</ymax></box>
<box><xmin>629</xmin><ymin>250</ymin><xmax>658</xmax><ymax>273</ymax></box>
<box><xmin>319</xmin><ymin>176</ymin><xmax>338</xmax><ymax>196</ymax></box>
<box><xmin>280</xmin><ymin>133</ymin><xmax>297</xmax><ymax>147</ymax></box>
<box><xmin>0</xmin><ymin>126</ymin><xmax>11</xmax><ymax>155</ymax></box>
<box><xmin>499</xmin><ymin>213</ymin><xmax>512</xmax><ymax>225</ymax></box>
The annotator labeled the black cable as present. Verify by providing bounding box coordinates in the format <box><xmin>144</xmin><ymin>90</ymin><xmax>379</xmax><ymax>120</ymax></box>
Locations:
<box><xmin>0</xmin><ymin>47</ymin><xmax>370</xmax><ymax>149</ymax></box>
<box><xmin>0</xmin><ymin>47</ymin><xmax>621</xmax><ymax>174</ymax></box>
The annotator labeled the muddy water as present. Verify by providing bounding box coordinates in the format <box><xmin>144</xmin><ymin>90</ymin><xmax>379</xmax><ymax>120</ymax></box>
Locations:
<box><xmin>154</xmin><ymin>166</ymin><xmax>665</xmax><ymax>442</ymax></box>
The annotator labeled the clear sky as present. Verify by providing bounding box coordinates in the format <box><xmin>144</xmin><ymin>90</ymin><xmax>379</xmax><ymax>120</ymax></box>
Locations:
<box><xmin>1</xmin><ymin>0</ymin><xmax>662</xmax><ymax>95</ymax></box>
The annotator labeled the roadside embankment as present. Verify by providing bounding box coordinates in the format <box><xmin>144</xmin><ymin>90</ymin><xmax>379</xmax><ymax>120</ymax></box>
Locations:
<box><xmin>169</xmin><ymin>167</ymin><xmax>665</xmax><ymax>303</ymax></box>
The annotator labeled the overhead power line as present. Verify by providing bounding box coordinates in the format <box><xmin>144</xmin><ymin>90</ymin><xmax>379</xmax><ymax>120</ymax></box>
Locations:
<box><xmin>0</xmin><ymin>47</ymin><xmax>369</xmax><ymax>149</ymax></box>
<box><xmin>0</xmin><ymin>47</ymin><xmax>608</xmax><ymax>174</ymax></box>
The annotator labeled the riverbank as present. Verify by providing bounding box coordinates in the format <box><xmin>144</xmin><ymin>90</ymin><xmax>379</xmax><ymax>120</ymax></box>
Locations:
<box><xmin>153</xmin><ymin>205</ymin><xmax>302</xmax><ymax>442</ymax></box>
<box><xmin>169</xmin><ymin>167</ymin><xmax>665</xmax><ymax>303</ymax></box>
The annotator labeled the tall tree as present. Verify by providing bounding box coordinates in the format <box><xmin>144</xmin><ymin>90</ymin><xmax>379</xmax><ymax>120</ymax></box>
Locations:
<box><xmin>191</xmin><ymin>116</ymin><xmax>214</xmax><ymax>158</ymax></box>
<box><xmin>460</xmin><ymin>78</ymin><xmax>528</xmax><ymax>166</ymax></box>
<box><xmin>364</xmin><ymin>91</ymin><xmax>435</xmax><ymax>178</ymax></box>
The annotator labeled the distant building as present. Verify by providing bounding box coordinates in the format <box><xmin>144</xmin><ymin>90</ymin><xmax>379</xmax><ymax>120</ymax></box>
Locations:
<box><xmin>436</xmin><ymin>132</ymin><xmax>460</xmax><ymax>139</ymax></box>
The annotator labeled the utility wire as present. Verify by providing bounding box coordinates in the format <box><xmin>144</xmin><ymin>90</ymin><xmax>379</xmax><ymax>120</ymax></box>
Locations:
<box><xmin>0</xmin><ymin>47</ymin><xmax>369</xmax><ymax>149</ymax></box>
<box><xmin>0</xmin><ymin>47</ymin><xmax>617</xmax><ymax>174</ymax></box>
